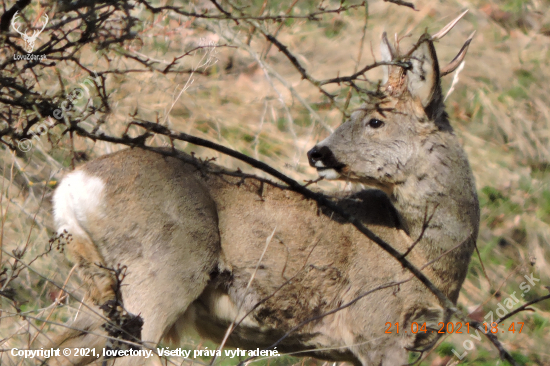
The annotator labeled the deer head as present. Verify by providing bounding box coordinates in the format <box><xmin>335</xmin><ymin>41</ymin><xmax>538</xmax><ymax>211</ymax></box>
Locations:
<box><xmin>307</xmin><ymin>11</ymin><xmax>475</xmax><ymax>193</ymax></box>
<box><xmin>11</xmin><ymin>11</ymin><xmax>49</xmax><ymax>53</ymax></box>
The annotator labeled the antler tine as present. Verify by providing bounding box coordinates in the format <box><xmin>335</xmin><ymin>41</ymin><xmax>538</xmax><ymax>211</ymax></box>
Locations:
<box><xmin>38</xmin><ymin>13</ymin><xmax>49</xmax><ymax>32</ymax></box>
<box><xmin>440</xmin><ymin>30</ymin><xmax>476</xmax><ymax>76</ymax></box>
<box><xmin>431</xmin><ymin>9</ymin><xmax>469</xmax><ymax>41</ymax></box>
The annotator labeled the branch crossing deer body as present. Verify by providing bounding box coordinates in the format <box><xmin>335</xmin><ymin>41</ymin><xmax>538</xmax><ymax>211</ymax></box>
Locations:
<box><xmin>48</xmin><ymin>14</ymin><xmax>479</xmax><ymax>366</ymax></box>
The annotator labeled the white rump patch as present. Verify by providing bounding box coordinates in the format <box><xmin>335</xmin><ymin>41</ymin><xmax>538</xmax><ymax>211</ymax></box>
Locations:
<box><xmin>53</xmin><ymin>170</ymin><xmax>106</xmax><ymax>238</ymax></box>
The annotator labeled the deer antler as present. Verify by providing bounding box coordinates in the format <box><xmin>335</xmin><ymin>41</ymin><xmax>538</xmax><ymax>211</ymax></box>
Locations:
<box><xmin>428</xmin><ymin>10</ymin><xmax>476</xmax><ymax>77</ymax></box>
<box><xmin>431</xmin><ymin>10</ymin><xmax>469</xmax><ymax>41</ymax></box>
<box><xmin>440</xmin><ymin>30</ymin><xmax>476</xmax><ymax>76</ymax></box>
<box><xmin>429</xmin><ymin>10</ymin><xmax>477</xmax><ymax>76</ymax></box>
<box><xmin>11</xmin><ymin>11</ymin><xmax>27</xmax><ymax>37</ymax></box>
<box><xmin>32</xmin><ymin>13</ymin><xmax>49</xmax><ymax>38</ymax></box>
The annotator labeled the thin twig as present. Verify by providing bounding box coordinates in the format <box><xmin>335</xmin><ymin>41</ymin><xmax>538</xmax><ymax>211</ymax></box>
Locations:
<box><xmin>496</xmin><ymin>292</ymin><xmax>550</xmax><ymax>324</ymax></box>
<box><xmin>383</xmin><ymin>0</ymin><xmax>417</xmax><ymax>11</ymax></box>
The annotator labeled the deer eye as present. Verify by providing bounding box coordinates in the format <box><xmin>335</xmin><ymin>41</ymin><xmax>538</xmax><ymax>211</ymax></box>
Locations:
<box><xmin>367</xmin><ymin>118</ymin><xmax>384</xmax><ymax>129</ymax></box>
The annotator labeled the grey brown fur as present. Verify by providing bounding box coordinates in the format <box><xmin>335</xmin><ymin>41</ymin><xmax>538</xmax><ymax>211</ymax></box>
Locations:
<box><xmin>47</xmin><ymin>23</ymin><xmax>479</xmax><ymax>366</ymax></box>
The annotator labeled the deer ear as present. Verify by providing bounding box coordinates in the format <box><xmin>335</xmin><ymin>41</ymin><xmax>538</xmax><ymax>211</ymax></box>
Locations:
<box><xmin>407</xmin><ymin>39</ymin><xmax>440</xmax><ymax>107</ymax></box>
<box><xmin>380</xmin><ymin>32</ymin><xmax>395</xmax><ymax>85</ymax></box>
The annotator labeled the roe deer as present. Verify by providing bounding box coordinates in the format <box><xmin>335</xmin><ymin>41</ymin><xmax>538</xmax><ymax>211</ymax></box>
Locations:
<box><xmin>47</xmin><ymin>13</ymin><xmax>478</xmax><ymax>366</ymax></box>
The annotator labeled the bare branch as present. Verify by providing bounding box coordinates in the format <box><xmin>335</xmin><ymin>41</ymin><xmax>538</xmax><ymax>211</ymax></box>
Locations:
<box><xmin>496</xmin><ymin>292</ymin><xmax>550</xmax><ymax>324</ymax></box>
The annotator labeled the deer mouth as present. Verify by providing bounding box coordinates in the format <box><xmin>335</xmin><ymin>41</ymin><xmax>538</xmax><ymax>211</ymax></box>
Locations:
<box><xmin>313</xmin><ymin>161</ymin><xmax>347</xmax><ymax>180</ymax></box>
<box><xmin>316</xmin><ymin>167</ymin><xmax>342</xmax><ymax>180</ymax></box>
<box><xmin>314</xmin><ymin>162</ymin><xmax>347</xmax><ymax>180</ymax></box>
<box><xmin>307</xmin><ymin>145</ymin><xmax>346</xmax><ymax>176</ymax></box>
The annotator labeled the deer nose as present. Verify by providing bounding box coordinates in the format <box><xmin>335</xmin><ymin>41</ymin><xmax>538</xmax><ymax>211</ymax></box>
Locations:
<box><xmin>307</xmin><ymin>146</ymin><xmax>332</xmax><ymax>167</ymax></box>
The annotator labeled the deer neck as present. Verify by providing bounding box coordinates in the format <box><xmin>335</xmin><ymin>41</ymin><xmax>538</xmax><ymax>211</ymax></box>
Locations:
<box><xmin>390</xmin><ymin>130</ymin><xmax>480</xmax><ymax>302</ymax></box>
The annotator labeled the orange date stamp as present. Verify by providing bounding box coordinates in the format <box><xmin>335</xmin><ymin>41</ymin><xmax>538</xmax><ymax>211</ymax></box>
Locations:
<box><xmin>385</xmin><ymin>321</ymin><xmax>524</xmax><ymax>334</ymax></box>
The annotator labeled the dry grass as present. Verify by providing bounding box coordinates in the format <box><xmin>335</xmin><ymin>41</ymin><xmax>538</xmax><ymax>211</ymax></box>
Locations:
<box><xmin>1</xmin><ymin>0</ymin><xmax>550</xmax><ymax>365</ymax></box>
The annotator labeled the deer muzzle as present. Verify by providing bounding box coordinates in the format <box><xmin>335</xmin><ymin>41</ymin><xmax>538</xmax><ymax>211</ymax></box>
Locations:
<box><xmin>307</xmin><ymin>145</ymin><xmax>345</xmax><ymax>180</ymax></box>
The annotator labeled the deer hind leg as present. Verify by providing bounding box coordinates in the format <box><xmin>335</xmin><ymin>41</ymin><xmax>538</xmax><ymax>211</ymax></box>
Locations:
<box><xmin>41</xmin><ymin>237</ymin><xmax>122</xmax><ymax>365</ymax></box>
<box><xmin>69</xmin><ymin>232</ymin><xmax>117</xmax><ymax>306</ymax></box>
<box><xmin>67</xmin><ymin>251</ymin><xmax>221</xmax><ymax>366</ymax></box>
<box><xmin>47</xmin><ymin>172</ymin><xmax>133</xmax><ymax>365</ymax></box>
<box><xmin>42</xmin><ymin>233</ymin><xmax>132</xmax><ymax>366</ymax></box>
<box><xmin>50</xmin><ymin>160</ymin><xmax>221</xmax><ymax>365</ymax></box>
<box><xmin>104</xmin><ymin>235</ymin><xmax>221</xmax><ymax>366</ymax></box>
